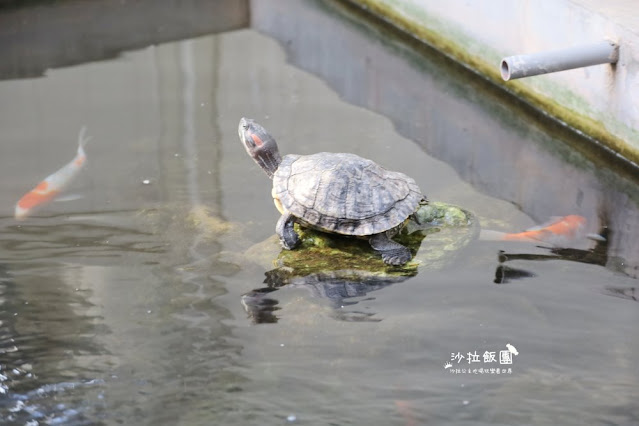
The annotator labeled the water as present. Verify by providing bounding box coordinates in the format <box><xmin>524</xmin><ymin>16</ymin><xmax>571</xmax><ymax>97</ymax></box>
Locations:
<box><xmin>0</xmin><ymin>0</ymin><xmax>637</xmax><ymax>424</ymax></box>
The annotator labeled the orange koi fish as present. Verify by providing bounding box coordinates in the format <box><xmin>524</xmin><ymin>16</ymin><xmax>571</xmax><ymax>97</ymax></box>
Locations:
<box><xmin>14</xmin><ymin>127</ymin><xmax>90</xmax><ymax>220</ymax></box>
<box><xmin>480</xmin><ymin>215</ymin><xmax>587</xmax><ymax>245</ymax></box>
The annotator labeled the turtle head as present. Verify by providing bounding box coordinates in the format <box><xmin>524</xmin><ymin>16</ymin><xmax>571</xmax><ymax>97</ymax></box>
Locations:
<box><xmin>238</xmin><ymin>117</ymin><xmax>282</xmax><ymax>179</ymax></box>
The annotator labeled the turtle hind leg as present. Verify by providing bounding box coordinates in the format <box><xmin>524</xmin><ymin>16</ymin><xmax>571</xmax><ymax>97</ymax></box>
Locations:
<box><xmin>276</xmin><ymin>212</ymin><xmax>300</xmax><ymax>250</ymax></box>
<box><xmin>369</xmin><ymin>232</ymin><xmax>412</xmax><ymax>266</ymax></box>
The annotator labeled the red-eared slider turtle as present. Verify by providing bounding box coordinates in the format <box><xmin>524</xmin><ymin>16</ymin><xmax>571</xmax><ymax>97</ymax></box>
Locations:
<box><xmin>238</xmin><ymin>118</ymin><xmax>425</xmax><ymax>266</ymax></box>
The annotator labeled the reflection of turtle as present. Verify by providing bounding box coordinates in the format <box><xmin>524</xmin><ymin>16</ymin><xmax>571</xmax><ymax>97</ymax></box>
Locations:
<box><xmin>238</xmin><ymin>118</ymin><xmax>424</xmax><ymax>265</ymax></box>
<box><xmin>242</xmin><ymin>270</ymin><xmax>406</xmax><ymax>324</ymax></box>
<box><xmin>237</xmin><ymin>201</ymin><xmax>476</xmax><ymax>323</ymax></box>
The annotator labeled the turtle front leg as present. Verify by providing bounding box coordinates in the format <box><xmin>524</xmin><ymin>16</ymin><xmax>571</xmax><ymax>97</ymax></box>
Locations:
<box><xmin>369</xmin><ymin>232</ymin><xmax>412</xmax><ymax>266</ymax></box>
<box><xmin>276</xmin><ymin>212</ymin><xmax>300</xmax><ymax>250</ymax></box>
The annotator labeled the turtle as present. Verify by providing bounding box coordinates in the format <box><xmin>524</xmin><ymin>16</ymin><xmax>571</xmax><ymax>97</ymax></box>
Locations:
<box><xmin>238</xmin><ymin>117</ymin><xmax>425</xmax><ymax>266</ymax></box>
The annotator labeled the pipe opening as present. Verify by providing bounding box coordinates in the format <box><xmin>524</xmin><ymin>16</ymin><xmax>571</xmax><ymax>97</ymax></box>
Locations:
<box><xmin>500</xmin><ymin>59</ymin><xmax>511</xmax><ymax>81</ymax></box>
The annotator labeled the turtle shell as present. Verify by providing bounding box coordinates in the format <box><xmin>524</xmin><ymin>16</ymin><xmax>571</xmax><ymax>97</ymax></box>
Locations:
<box><xmin>272</xmin><ymin>152</ymin><xmax>423</xmax><ymax>236</ymax></box>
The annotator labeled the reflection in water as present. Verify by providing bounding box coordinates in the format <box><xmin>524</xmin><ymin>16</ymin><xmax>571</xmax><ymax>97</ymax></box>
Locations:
<box><xmin>602</xmin><ymin>286</ymin><xmax>637</xmax><ymax>302</ymax></box>
<box><xmin>0</xmin><ymin>248</ymin><xmax>110</xmax><ymax>423</ymax></box>
<box><xmin>3</xmin><ymin>217</ymin><xmax>164</xmax><ymax>262</ymax></box>
<box><xmin>496</xmin><ymin>222</ymin><xmax>611</xmax><ymax>268</ymax></box>
<box><xmin>243</xmin><ymin>269</ymin><xmax>410</xmax><ymax>324</ymax></box>
<box><xmin>241</xmin><ymin>287</ymin><xmax>280</xmax><ymax>324</ymax></box>
<box><xmin>493</xmin><ymin>223</ymin><xmax>612</xmax><ymax>285</ymax></box>
<box><xmin>0</xmin><ymin>0</ymin><xmax>248</xmax><ymax>80</ymax></box>
<box><xmin>0</xmin><ymin>206</ymin><xmax>246</xmax><ymax>423</ymax></box>
<box><xmin>493</xmin><ymin>265</ymin><xmax>536</xmax><ymax>285</ymax></box>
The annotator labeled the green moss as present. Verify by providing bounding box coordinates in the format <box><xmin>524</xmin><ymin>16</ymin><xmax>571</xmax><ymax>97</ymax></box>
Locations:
<box><xmin>276</xmin><ymin>224</ymin><xmax>420</xmax><ymax>277</ymax></box>
<box><xmin>412</xmin><ymin>201</ymin><xmax>470</xmax><ymax>228</ymax></box>
<box><xmin>272</xmin><ymin>201</ymin><xmax>475</xmax><ymax>279</ymax></box>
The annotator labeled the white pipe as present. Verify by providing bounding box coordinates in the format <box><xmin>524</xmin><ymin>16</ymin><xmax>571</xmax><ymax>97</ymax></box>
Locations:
<box><xmin>500</xmin><ymin>41</ymin><xmax>619</xmax><ymax>81</ymax></box>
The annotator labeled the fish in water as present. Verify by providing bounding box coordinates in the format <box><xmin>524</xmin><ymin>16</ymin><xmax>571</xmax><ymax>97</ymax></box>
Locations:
<box><xmin>479</xmin><ymin>215</ymin><xmax>587</xmax><ymax>246</ymax></box>
<box><xmin>14</xmin><ymin>127</ymin><xmax>90</xmax><ymax>220</ymax></box>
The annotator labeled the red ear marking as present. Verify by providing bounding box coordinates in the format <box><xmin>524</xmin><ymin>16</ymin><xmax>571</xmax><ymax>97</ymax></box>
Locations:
<box><xmin>251</xmin><ymin>133</ymin><xmax>264</xmax><ymax>147</ymax></box>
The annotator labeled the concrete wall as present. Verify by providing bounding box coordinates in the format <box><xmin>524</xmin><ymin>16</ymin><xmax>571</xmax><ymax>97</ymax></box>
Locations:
<box><xmin>346</xmin><ymin>0</ymin><xmax>639</xmax><ymax>165</ymax></box>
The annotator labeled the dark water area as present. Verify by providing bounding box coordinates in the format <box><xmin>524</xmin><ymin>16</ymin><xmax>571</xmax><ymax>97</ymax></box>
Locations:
<box><xmin>0</xmin><ymin>0</ymin><xmax>637</xmax><ymax>425</ymax></box>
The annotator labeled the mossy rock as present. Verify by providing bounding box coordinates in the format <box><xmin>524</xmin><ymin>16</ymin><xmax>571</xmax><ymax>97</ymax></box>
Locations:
<box><xmin>240</xmin><ymin>201</ymin><xmax>476</xmax><ymax>323</ymax></box>
<box><xmin>267</xmin><ymin>201</ymin><xmax>476</xmax><ymax>283</ymax></box>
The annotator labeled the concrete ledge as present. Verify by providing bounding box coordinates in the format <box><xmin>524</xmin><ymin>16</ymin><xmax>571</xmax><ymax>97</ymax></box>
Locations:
<box><xmin>345</xmin><ymin>0</ymin><xmax>639</xmax><ymax>166</ymax></box>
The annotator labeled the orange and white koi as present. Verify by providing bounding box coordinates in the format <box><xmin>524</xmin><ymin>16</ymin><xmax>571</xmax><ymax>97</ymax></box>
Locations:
<box><xmin>14</xmin><ymin>127</ymin><xmax>90</xmax><ymax>220</ymax></box>
<box><xmin>480</xmin><ymin>215</ymin><xmax>587</xmax><ymax>246</ymax></box>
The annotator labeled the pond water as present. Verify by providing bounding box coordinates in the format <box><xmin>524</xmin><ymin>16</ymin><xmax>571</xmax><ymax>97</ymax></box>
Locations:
<box><xmin>0</xmin><ymin>0</ymin><xmax>637</xmax><ymax>424</ymax></box>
